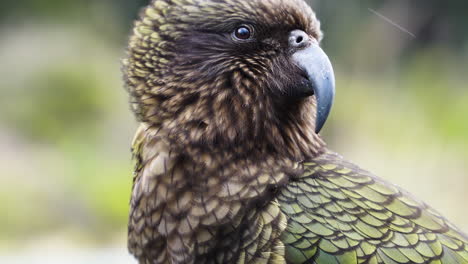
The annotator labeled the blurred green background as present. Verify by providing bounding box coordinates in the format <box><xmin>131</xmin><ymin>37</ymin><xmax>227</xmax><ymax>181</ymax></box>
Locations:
<box><xmin>0</xmin><ymin>0</ymin><xmax>467</xmax><ymax>262</ymax></box>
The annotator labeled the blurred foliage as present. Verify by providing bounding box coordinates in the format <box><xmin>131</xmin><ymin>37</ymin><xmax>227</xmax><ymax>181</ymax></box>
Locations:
<box><xmin>0</xmin><ymin>0</ymin><xmax>467</xmax><ymax>254</ymax></box>
<box><xmin>3</xmin><ymin>65</ymin><xmax>105</xmax><ymax>142</ymax></box>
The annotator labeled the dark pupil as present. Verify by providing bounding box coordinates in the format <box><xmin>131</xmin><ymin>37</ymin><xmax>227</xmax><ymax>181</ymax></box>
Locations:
<box><xmin>235</xmin><ymin>27</ymin><xmax>251</xmax><ymax>39</ymax></box>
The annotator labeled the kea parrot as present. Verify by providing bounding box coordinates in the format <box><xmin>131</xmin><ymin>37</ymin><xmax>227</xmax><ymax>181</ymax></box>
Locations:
<box><xmin>122</xmin><ymin>0</ymin><xmax>468</xmax><ymax>263</ymax></box>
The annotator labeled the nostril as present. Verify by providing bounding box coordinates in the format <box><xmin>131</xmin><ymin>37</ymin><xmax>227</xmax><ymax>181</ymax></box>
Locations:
<box><xmin>289</xmin><ymin>30</ymin><xmax>309</xmax><ymax>48</ymax></box>
<box><xmin>296</xmin><ymin>36</ymin><xmax>304</xmax><ymax>44</ymax></box>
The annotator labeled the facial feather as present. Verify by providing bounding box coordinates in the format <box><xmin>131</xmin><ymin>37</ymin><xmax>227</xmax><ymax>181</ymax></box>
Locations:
<box><xmin>123</xmin><ymin>0</ymin><xmax>325</xmax><ymax>159</ymax></box>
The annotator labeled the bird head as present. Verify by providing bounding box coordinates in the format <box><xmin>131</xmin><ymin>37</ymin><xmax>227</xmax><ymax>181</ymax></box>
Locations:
<box><xmin>123</xmin><ymin>0</ymin><xmax>335</xmax><ymax>157</ymax></box>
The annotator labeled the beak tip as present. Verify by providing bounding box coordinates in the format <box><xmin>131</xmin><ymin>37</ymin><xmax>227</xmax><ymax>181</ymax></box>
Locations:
<box><xmin>314</xmin><ymin>125</ymin><xmax>322</xmax><ymax>134</ymax></box>
<box><xmin>315</xmin><ymin>107</ymin><xmax>330</xmax><ymax>134</ymax></box>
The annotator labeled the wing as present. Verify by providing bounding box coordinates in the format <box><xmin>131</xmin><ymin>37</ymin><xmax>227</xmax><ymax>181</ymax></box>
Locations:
<box><xmin>127</xmin><ymin>123</ymin><xmax>171</xmax><ymax>262</ymax></box>
<box><xmin>127</xmin><ymin>123</ymin><xmax>152</xmax><ymax>259</ymax></box>
<box><xmin>279</xmin><ymin>151</ymin><xmax>468</xmax><ymax>264</ymax></box>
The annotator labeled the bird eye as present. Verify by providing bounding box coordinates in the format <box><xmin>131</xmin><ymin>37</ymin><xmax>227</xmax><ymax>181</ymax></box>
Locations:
<box><xmin>233</xmin><ymin>26</ymin><xmax>252</xmax><ymax>40</ymax></box>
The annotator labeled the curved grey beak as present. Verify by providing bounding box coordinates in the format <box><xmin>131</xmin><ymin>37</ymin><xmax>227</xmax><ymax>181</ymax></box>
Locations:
<box><xmin>292</xmin><ymin>43</ymin><xmax>335</xmax><ymax>133</ymax></box>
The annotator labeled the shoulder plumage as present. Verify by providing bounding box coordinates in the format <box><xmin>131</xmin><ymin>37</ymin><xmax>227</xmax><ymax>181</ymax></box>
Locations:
<box><xmin>131</xmin><ymin>123</ymin><xmax>149</xmax><ymax>177</ymax></box>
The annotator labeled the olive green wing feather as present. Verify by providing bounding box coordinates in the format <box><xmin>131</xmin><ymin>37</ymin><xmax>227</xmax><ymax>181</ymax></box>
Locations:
<box><xmin>127</xmin><ymin>124</ymin><xmax>148</xmax><ymax>257</ymax></box>
<box><xmin>279</xmin><ymin>151</ymin><xmax>468</xmax><ymax>264</ymax></box>
<box><xmin>127</xmin><ymin>124</ymin><xmax>170</xmax><ymax>262</ymax></box>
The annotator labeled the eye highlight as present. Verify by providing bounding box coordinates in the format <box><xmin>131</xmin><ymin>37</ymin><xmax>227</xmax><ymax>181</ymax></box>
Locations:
<box><xmin>233</xmin><ymin>25</ymin><xmax>253</xmax><ymax>40</ymax></box>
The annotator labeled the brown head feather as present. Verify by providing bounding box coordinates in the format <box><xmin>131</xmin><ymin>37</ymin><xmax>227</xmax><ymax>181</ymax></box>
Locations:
<box><xmin>123</xmin><ymin>0</ymin><xmax>325</xmax><ymax>160</ymax></box>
